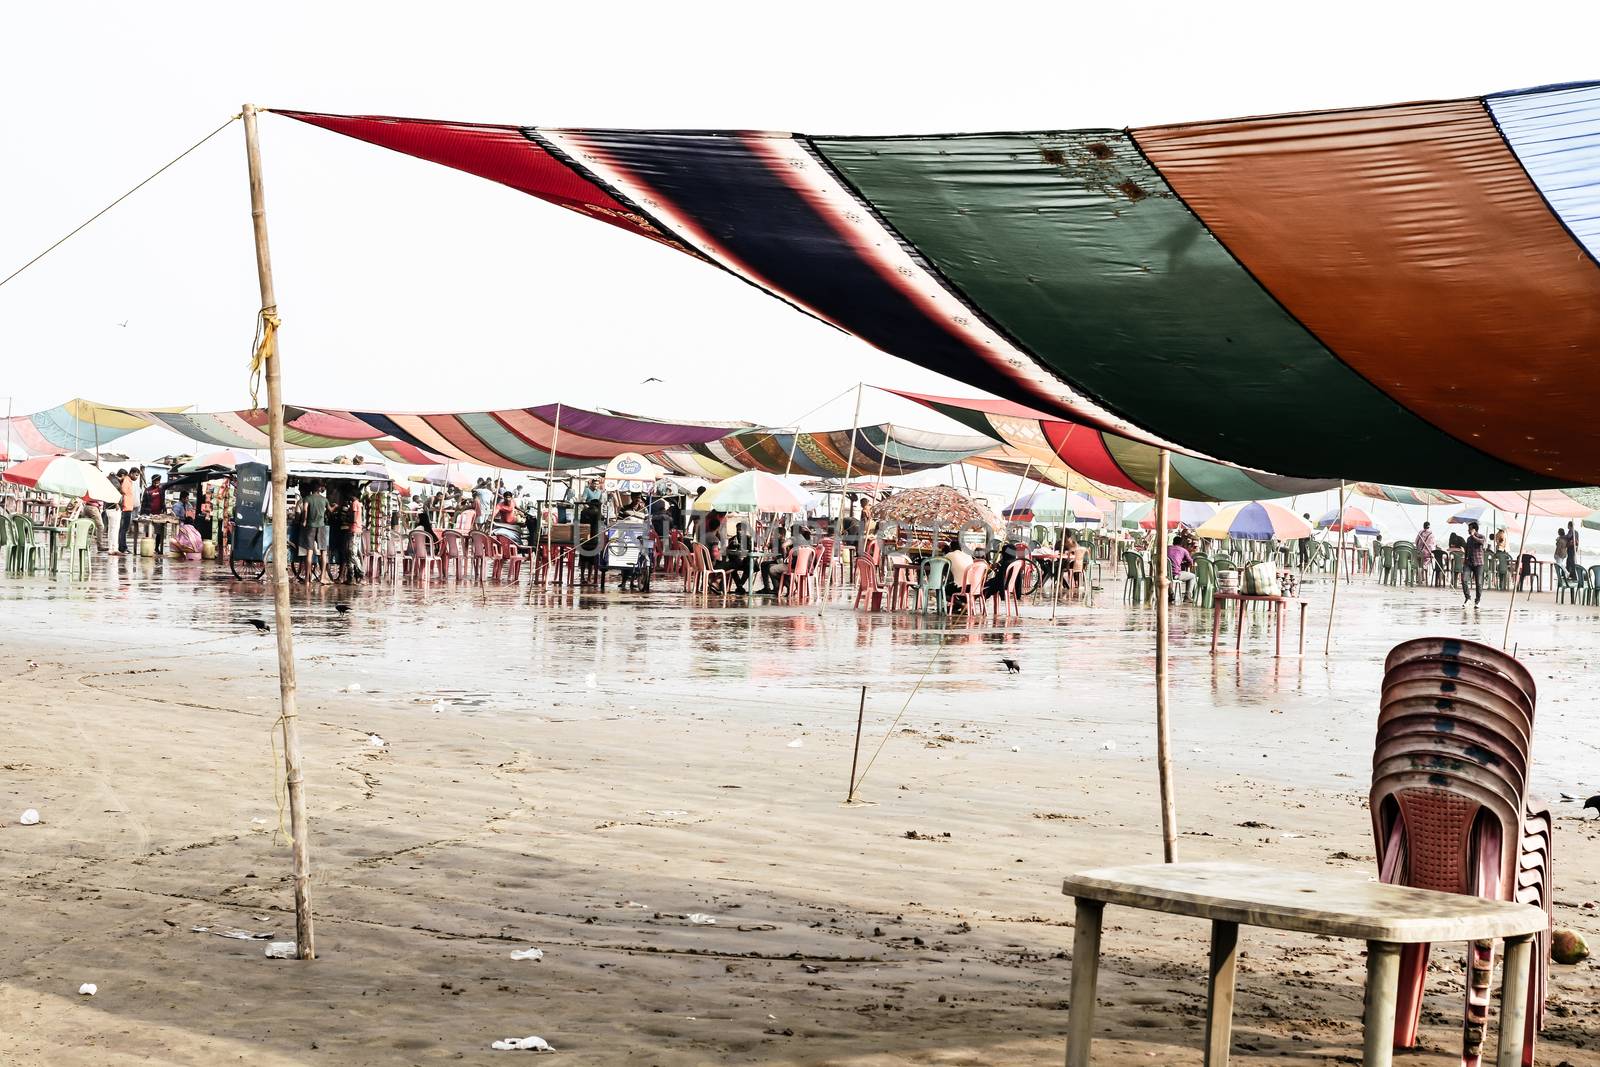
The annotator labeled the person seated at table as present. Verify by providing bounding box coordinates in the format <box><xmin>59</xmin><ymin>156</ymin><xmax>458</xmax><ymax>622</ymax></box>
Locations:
<box><xmin>492</xmin><ymin>491</ymin><xmax>518</xmax><ymax>525</ymax></box>
<box><xmin>983</xmin><ymin>541</ymin><xmax>1023</xmax><ymax>599</ymax></box>
<box><xmin>757</xmin><ymin>524</ymin><xmax>810</xmax><ymax>595</ymax></box>
<box><xmin>619</xmin><ymin>492</ymin><xmax>647</xmax><ymax>520</ymax></box>
<box><xmin>721</xmin><ymin>522</ymin><xmax>754</xmax><ymax>593</ymax></box>
<box><xmin>1069</xmin><ymin>534</ymin><xmax>1091</xmax><ymax>594</ymax></box>
<box><xmin>1166</xmin><ymin>540</ymin><xmax>1196</xmax><ymax>602</ymax></box>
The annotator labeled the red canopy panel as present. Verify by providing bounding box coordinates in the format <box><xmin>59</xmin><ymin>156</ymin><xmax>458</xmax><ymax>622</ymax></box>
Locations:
<box><xmin>273</xmin><ymin>110</ymin><xmax>689</xmax><ymax>252</ymax></box>
<box><xmin>1134</xmin><ymin>99</ymin><xmax>1600</xmax><ymax>483</ymax></box>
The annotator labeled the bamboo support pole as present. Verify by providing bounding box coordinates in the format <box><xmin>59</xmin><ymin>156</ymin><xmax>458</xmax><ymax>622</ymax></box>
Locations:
<box><xmin>846</xmin><ymin>686</ymin><xmax>867</xmax><ymax>803</ymax></box>
<box><xmin>1324</xmin><ymin>481</ymin><xmax>1346</xmax><ymax>656</ymax></box>
<box><xmin>1153</xmin><ymin>449</ymin><xmax>1177</xmax><ymax>862</ymax></box>
<box><xmin>836</xmin><ymin>383</ymin><xmax>864</xmax><ymax>532</ymax></box>
<box><xmin>242</xmin><ymin>104</ymin><xmax>314</xmax><ymax>960</ymax></box>
<box><xmin>544</xmin><ymin>404</ymin><xmax>562</xmax><ymax>585</ymax></box>
<box><xmin>1502</xmin><ymin>488</ymin><xmax>1536</xmax><ymax>649</ymax></box>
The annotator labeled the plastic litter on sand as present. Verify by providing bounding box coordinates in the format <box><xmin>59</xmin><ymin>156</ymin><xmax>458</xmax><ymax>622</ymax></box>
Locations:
<box><xmin>367</xmin><ymin>733</ymin><xmax>386</xmax><ymax>748</ymax></box>
<box><xmin>509</xmin><ymin>948</ymin><xmax>544</xmax><ymax>961</ymax></box>
<box><xmin>491</xmin><ymin>1036</ymin><xmax>554</xmax><ymax>1052</ymax></box>
<box><xmin>344</xmin><ymin>683</ymin><xmax>362</xmax><ymax>693</ymax></box>
<box><xmin>19</xmin><ymin>809</ymin><xmax>40</xmax><ymax>825</ymax></box>
<box><xmin>786</xmin><ymin>739</ymin><xmax>803</xmax><ymax>748</ymax></box>
<box><xmin>77</xmin><ymin>983</ymin><xmax>96</xmax><ymax>996</ymax></box>
<box><xmin>264</xmin><ymin>942</ymin><xmax>298</xmax><ymax>959</ymax></box>
<box><xmin>686</xmin><ymin>913</ymin><xmax>717</xmax><ymax>925</ymax></box>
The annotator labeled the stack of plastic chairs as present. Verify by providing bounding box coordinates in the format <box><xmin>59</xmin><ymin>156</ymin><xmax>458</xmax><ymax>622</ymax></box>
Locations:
<box><xmin>1371</xmin><ymin>637</ymin><xmax>1551</xmax><ymax>1067</ymax></box>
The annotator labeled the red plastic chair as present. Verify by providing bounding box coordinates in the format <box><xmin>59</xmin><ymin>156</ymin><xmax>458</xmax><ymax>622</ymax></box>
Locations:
<box><xmin>492</xmin><ymin>533</ymin><xmax>524</xmax><ymax>582</ymax></box>
<box><xmin>1370</xmin><ymin>638</ymin><xmax>1550</xmax><ymax>1067</ymax></box>
<box><xmin>852</xmin><ymin>556</ymin><xmax>883</xmax><ymax>610</ymax></box>
<box><xmin>437</xmin><ymin>530</ymin><xmax>466</xmax><ymax>581</ymax></box>
<box><xmin>779</xmin><ymin>546</ymin><xmax>815</xmax><ymax>601</ymax></box>
<box><xmin>465</xmin><ymin>530</ymin><xmax>495</xmax><ymax>584</ymax></box>
<box><xmin>949</xmin><ymin>560</ymin><xmax>989</xmax><ymax>621</ymax></box>
<box><xmin>996</xmin><ymin>559</ymin><xmax>1034</xmax><ymax>619</ymax></box>
<box><xmin>403</xmin><ymin>529</ymin><xmax>437</xmax><ymax>580</ymax></box>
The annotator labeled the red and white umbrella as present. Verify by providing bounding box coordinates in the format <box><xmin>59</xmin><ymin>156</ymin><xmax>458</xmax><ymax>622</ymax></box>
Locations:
<box><xmin>2</xmin><ymin>455</ymin><xmax>118</xmax><ymax>502</ymax></box>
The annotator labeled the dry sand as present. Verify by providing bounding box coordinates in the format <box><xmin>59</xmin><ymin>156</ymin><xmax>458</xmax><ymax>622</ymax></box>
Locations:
<box><xmin>1</xmin><ymin>561</ymin><xmax>1598</xmax><ymax>1065</ymax></box>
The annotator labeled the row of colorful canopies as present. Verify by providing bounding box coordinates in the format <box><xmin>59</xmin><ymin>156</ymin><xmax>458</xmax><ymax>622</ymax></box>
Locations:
<box><xmin>8</xmin><ymin>396</ymin><xmax>1600</xmax><ymax>526</ymax></box>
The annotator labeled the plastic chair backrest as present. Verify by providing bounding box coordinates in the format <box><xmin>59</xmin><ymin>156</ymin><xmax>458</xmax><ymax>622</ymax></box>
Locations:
<box><xmin>493</xmin><ymin>533</ymin><xmax>520</xmax><ymax>556</ymax></box>
<box><xmin>1003</xmin><ymin>559</ymin><xmax>1029</xmax><ymax>595</ymax></box>
<box><xmin>920</xmin><ymin>556</ymin><xmax>949</xmax><ymax>589</ymax></box>
<box><xmin>853</xmin><ymin>556</ymin><xmax>878</xmax><ymax>591</ymax></box>
<box><xmin>790</xmin><ymin>545</ymin><xmax>816</xmax><ymax>577</ymax></box>
<box><xmin>962</xmin><ymin>560</ymin><xmax>989</xmax><ymax>592</ymax></box>
<box><xmin>408</xmin><ymin>529</ymin><xmax>435</xmax><ymax>556</ymax></box>
<box><xmin>692</xmin><ymin>542</ymin><xmax>713</xmax><ymax>571</ymax></box>
<box><xmin>68</xmin><ymin>517</ymin><xmax>96</xmax><ymax>550</ymax></box>
<box><xmin>439</xmin><ymin>530</ymin><xmax>464</xmax><ymax>556</ymax></box>
<box><xmin>466</xmin><ymin>530</ymin><xmax>494</xmax><ymax>558</ymax></box>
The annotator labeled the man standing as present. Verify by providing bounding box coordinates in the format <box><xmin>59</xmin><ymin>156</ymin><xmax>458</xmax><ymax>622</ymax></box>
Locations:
<box><xmin>1462</xmin><ymin>520</ymin><xmax>1487</xmax><ymax>605</ymax></box>
<box><xmin>116</xmin><ymin>469</ymin><xmax>137</xmax><ymax>554</ymax></box>
<box><xmin>1297</xmin><ymin>514</ymin><xmax>1313</xmax><ymax>569</ymax></box>
<box><xmin>142</xmin><ymin>474</ymin><xmax>168</xmax><ymax>555</ymax></box>
<box><xmin>1566</xmin><ymin>520</ymin><xmax>1580</xmax><ymax>580</ymax></box>
<box><xmin>304</xmin><ymin>482</ymin><xmax>330</xmax><ymax>585</ymax></box>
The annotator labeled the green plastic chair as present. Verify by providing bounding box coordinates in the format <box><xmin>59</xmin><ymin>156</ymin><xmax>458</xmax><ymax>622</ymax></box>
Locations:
<box><xmin>67</xmin><ymin>517</ymin><xmax>96</xmax><ymax>577</ymax></box>
<box><xmin>1553</xmin><ymin>566</ymin><xmax>1577</xmax><ymax>604</ymax></box>
<box><xmin>1192</xmin><ymin>554</ymin><xmax>1217</xmax><ymax>608</ymax></box>
<box><xmin>916</xmin><ymin>556</ymin><xmax>950</xmax><ymax>615</ymax></box>
<box><xmin>1493</xmin><ymin>551</ymin><xmax>1513</xmax><ymax>592</ymax></box>
<box><xmin>10</xmin><ymin>514</ymin><xmax>41</xmax><ymax>574</ymax></box>
<box><xmin>1588</xmin><ymin>565</ymin><xmax>1600</xmax><ymax>606</ymax></box>
<box><xmin>1573</xmin><ymin>563</ymin><xmax>1593</xmax><ymax>605</ymax></box>
<box><xmin>1122</xmin><ymin>551</ymin><xmax>1149</xmax><ymax>604</ymax></box>
<box><xmin>0</xmin><ymin>513</ymin><xmax>11</xmax><ymax>574</ymax></box>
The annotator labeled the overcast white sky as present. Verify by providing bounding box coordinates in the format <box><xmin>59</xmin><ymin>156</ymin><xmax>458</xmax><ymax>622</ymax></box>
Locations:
<box><xmin>2</xmin><ymin>1</ymin><xmax>1596</xmax><ymax>534</ymax></box>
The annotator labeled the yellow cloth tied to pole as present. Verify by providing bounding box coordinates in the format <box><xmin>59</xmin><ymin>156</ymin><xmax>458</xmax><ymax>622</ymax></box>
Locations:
<box><xmin>249</xmin><ymin>306</ymin><xmax>280</xmax><ymax>409</ymax></box>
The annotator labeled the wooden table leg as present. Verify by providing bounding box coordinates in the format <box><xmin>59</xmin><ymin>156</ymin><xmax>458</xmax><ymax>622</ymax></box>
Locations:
<box><xmin>1204</xmin><ymin>919</ymin><xmax>1239</xmax><ymax>1066</ymax></box>
<box><xmin>1274</xmin><ymin>602</ymin><xmax>1282</xmax><ymax>658</ymax></box>
<box><xmin>1362</xmin><ymin>940</ymin><xmax>1401</xmax><ymax>1067</ymax></box>
<box><xmin>1298</xmin><ymin>603</ymin><xmax>1306</xmax><ymax>655</ymax></box>
<box><xmin>1211</xmin><ymin>599</ymin><xmax>1221</xmax><ymax>654</ymax></box>
<box><xmin>1065</xmin><ymin>898</ymin><xmax>1104</xmax><ymax>1067</ymax></box>
<box><xmin>1235</xmin><ymin>598</ymin><xmax>1245</xmax><ymax>654</ymax></box>
<box><xmin>1495</xmin><ymin>934</ymin><xmax>1532</xmax><ymax>1067</ymax></box>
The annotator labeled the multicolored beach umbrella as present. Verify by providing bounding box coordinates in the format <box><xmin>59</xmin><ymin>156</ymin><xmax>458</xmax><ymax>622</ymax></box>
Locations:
<box><xmin>278</xmin><ymin>83</ymin><xmax>1600</xmax><ymax>488</ymax></box>
<box><xmin>691</xmin><ymin>471</ymin><xmax>808</xmax><ymax>515</ymax></box>
<box><xmin>1194</xmin><ymin>502</ymin><xmax>1312</xmax><ymax>542</ymax></box>
<box><xmin>2</xmin><ymin>455</ymin><xmax>118</xmax><ymax>502</ymax></box>
<box><xmin>1316</xmin><ymin>505</ymin><xmax>1377</xmax><ymax>533</ymax></box>
<box><xmin>1124</xmin><ymin>500</ymin><xmax>1217</xmax><ymax>530</ymax></box>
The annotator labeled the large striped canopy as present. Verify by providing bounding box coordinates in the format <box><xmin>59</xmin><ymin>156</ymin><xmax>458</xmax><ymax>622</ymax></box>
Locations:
<box><xmin>279</xmin><ymin>83</ymin><xmax>1600</xmax><ymax>488</ymax></box>
<box><xmin>653</xmin><ymin>423</ymin><xmax>992</xmax><ymax>480</ymax></box>
<box><xmin>4</xmin><ymin>399</ymin><xmax>187</xmax><ymax>455</ymax></box>
<box><xmin>889</xmin><ymin>389</ymin><xmax>1335</xmax><ymax>502</ymax></box>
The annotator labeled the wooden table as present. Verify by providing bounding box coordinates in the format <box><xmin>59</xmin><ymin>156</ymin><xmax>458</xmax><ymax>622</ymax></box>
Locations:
<box><xmin>1062</xmin><ymin>861</ymin><xmax>1546</xmax><ymax>1067</ymax></box>
<box><xmin>1210</xmin><ymin>591</ymin><xmax>1306</xmax><ymax>656</ymax></box>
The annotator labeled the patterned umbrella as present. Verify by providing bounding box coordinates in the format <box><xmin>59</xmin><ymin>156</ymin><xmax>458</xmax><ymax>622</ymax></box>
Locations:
<box><xmin>2</xmin><ymin>455</ymin><xmax>118</xmax><ymax>502</ymax></box>
<box><xmin>1194</xmin><ymin>502</ymin><xmax>1311</xmax><ymax>541</ymax></box>
<box><xmin>877</xmin><ymin>486</ymin><xmax>1002</xmax><ymax>531</ymax></box>
<box><xmin>1125</xmin><ymin>499</ymin><xmax>1216</xmax><ymax>529</ymax></box>
<box><xmin>1315</xmin><ymin>505</ymin><xmax>1376</xmax><ymax>533</ymax></box>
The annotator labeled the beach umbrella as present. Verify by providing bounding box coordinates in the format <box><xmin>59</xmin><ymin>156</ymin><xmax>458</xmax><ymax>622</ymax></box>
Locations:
<box><xmin>1315</xmin><ymin>504</ymin><xmax>1375</xmax><ymax>532</ymax></box>
<box><xmin>1126</xmin><ymin>499</ymin><xmax>1215</xmax><ymax>529</ymax></box>
<box><xmin>177</xmin><ymin>449</ymin><xmax>244</xmax><ymax>475</ymax></box>
<box><xmin>1449</xmin><ymin>504</ymin><xmax>1487</xmax><ymax>524</ymax></box>
<box><xmin>692</xmin><ymin>471</ymin><xmax>808</xmax><ymax>514</ymax></box>
<box><xmin>409</xmin><ymin>464</ymin><xmax>475</xmax><ymax>490</ymax></box>
<box><xmin>2</xmin><ymin>455</ymin><xmax>118</xmax><ymax>502</ymax></box>
<box><xmin>876</xmin><ymin>485</ymin><xmax>1002</xmax><ymax>531</ymax></box>
<box><xmin>1001</xmin><ymin>487</ymin><xmax>1063</xmax><ymax>522</ymax></box>
<box><xmin>1193</xmin><ymin>501</ymin><xmax>1312</xmax><ymax>541</ymax></box>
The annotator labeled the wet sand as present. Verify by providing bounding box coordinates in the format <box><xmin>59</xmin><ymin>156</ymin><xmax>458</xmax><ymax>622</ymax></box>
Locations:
<box><xmin>2</xmin><ymin>559</ymin><xmax>1598</xmax><ymax>1065</ymax></box>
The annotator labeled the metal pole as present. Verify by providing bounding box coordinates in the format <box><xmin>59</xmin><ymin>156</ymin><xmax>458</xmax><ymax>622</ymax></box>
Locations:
<box><xmin>241</xmin><ymin>104</ymin><xmax>314</xmax><ymax>960</ymax></box>
<box><xmin>1324</xmin><ymin>481</ymin><xmax>1347</xmax><ymax>656</ymax></box>
<box><xmin>1502</xmin><ymin>488</ymin><xmax>1536</xmax><ymax>649</ymax></box>
<box><xmin>1153</xmin><ymin>449</ymin><xmax>1177</xmax><ymax>862</ymax></box>
<box><xmin>846</xmin><ymin>685</ymin><xmax>867</xmax><ymax>803</ymax></box>
<box><xmin>837</xmin><ymin>383</ymin><xmax>863</xmax><ymax>532</ymax></box>
<box><xmin>544</xmin><ymin>404</ymin><xmax>562</xmax><ymax>585</ymax></box>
